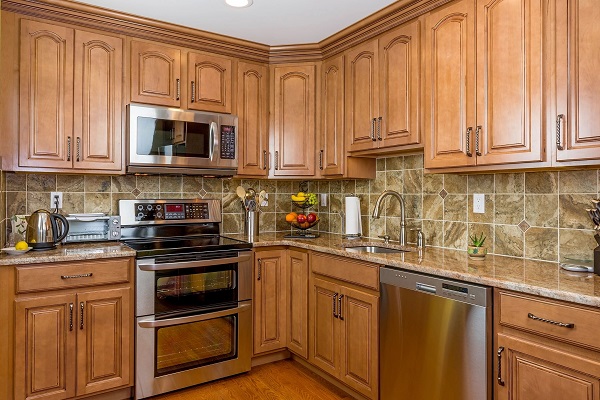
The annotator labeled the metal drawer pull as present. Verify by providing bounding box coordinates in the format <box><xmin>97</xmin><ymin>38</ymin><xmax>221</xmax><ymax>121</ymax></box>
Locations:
<box><xmin>69</xmin><ymin>303</ymin><xmax>74</xmax><ymax>331</ymax></box>
<box><xmin>371</xmin><ymin>118</ymin><xmax>376</xmax><ymax>141</ymax></box>
<box><xmin>67</xmin><ymin>136</ymin><xmax>72</xmax><ymax>161</ymax></box>
<box><xmin>466</xmin><ymin>127</ymin><xmax>473</xmax><ymax>157</ymax></box>
<box><xmin>497</xmin><ymin>347</ymin><xmax>505</xmax><ymax>386</ymax></box>
<box><xmin>257</xmin><ymin>259</ymin><xmax>262</xmax><ymax>281</ymax></box>
<box><xmin>377</xmin><ymin>116</ymin><xmax>382</xmax><ymax>140</ymax></box>
<box><xmin>138</xmin><ymin>303</ymin><xmax>251</xmax><ymax>328</ymax></box>
<box><xmin>138</xmin><ymin>253</ymin><xmax>251</xmax><ymax>271</ymax></box>
<box><xmin>76</xmin><ymin>137</ymin><xmax>81</xmax><ymax>162</ymax></box>
<box><xmin>527</xmin><ymin>313</ymin><xmax>574</xmax><ymax>328</ymax></box>
<box><xmin>319</xmin><ymin>150</ymin><xmax>324</xmax><ymax>170</ymax></box>
<box><xmin>338</xmin><ymin>294</ymin><xmax>344</xmax><ymax>320</ymax></box>
<box><xmin>475</xmin><ymin>126</ymin><xmax>482</xmax><ymax>156</ymax></box>
<box><xmin>191</xmin><ymin>81</ymin><xmax>196</xmax><ymax>102</ymax></box>
<box><xmin>556</xmin><ymin>114</ymin><xmax>565</xmax><ymax>150</ymax></box>
<box><xmin>274</xmin><ymin>151</ymin><xmax>279</xmax><ymax>170</ymax></box>
<box><xmin>263</xmin><ymin>150</ymin><xmax>267</xmax><ymax>170</ymax></box>
<box><xmin>61</xmin><ymin>273</ymin><xmax>93</xmax><ymax>279</ymax></box>
<box><xmin>176</xmin><ymin>78</ymin><xmax>180</xmax><ymax>100</ymax></box>
<box><xmin>80</xmin><ymin>302</ymin><xmax>84</xmax><ymax>330</ymax></box>
<box><xmin>333</xmin><ymin>293</ymin><xmax>338</xmax><ymax>318</ymax></box>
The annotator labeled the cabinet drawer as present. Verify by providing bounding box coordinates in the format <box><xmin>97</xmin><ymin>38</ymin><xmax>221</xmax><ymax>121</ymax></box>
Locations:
<box><xmin>16</xmin><ymin>258</ymin><xmax>131</xmax><ymax>293</ymax></box>
<box><xmin>498</xmin><ymin>290</ymin><xmax>600</xmax><ymax>350</ymax></box>
<box><xmin>311</xmin><ymin>252</ymin><xmax>379</xmax><ymax>291</ymax></box>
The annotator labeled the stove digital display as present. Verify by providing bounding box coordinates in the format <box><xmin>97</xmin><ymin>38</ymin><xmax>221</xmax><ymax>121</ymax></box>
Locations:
<box><xmin>165</xmin><ymin>204</ymin><xmax>183</xmax><ymax>213</ymax></box>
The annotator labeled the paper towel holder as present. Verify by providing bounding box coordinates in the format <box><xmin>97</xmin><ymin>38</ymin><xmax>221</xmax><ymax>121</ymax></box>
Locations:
<box><xmin>338</xmin><ymin>209</ymin><xmax>362</xmax><ymax>240</ymax></box>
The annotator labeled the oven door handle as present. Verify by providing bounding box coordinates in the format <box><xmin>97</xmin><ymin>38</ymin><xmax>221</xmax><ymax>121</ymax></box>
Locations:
<box><xmin>137</xmin><ymin>303</ymin><xmax>251</xmax><ymax>328</ymax></box>
<box><xmin>138</xmin><ymin>253</ymin><xmax>251</xmax><ymax>271</ymax></box>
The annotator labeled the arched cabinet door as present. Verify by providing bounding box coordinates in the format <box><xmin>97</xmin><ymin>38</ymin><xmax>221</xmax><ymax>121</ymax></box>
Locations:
<box><xmin>130</xmin><ymin>40</ymin><xmax>181</xmax><ymax>107</ymax></box>
<box><xmin>188</xmin><ymin>52</ymin><xmax>233</xmax><ymax>113</ymax></box>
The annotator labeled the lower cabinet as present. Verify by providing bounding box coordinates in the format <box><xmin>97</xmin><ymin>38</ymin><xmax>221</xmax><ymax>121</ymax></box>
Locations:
<box><xmin>286</xmin><ymin>249</ymin><xmax>309</xmax><ymax>359</ymax></box>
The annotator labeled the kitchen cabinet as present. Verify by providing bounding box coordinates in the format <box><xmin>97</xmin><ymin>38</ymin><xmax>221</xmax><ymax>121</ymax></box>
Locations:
<box><xmin>237</xmin><ymin>61</ymin><xmax>269</xmax><ymax>176</ymax></box>
<box><xmin>346</xmin><ymin>18</ymin><xmax>422</xmax><ymax>154</ymax></box>
<box><xmin>309</xmin><ymin>253</ymin><xmax>379</xmax><ymax>400</ymax></box>
<box><xmin>554</xmin><ymin>0</ymin><xmax>600</xmax><ymax>164</ymax></box>
<box><xmin>425</xmin><ymin>0</ymin><xmax>546</xmax><ymax>169</ymax></box>
<box><xmin>131</xmin><ymin>40</ymin><xmax>233</xmax><ymax>113</ymax></box>
<box><xmin>19</xmin><ymin>19</ymin><xmax>123</xmax><ymax>172</ymax></box>
<box><xmin>495</xmin><ymin>290</ymin><xmax>600</xmax><ymax>400</ymax></box>
<box><xmin>286</xmin><ymin>249</ymin><xmax>308</xmax><ymax>359</ymax></box>
<box><xmin>10</xmin><ymin>258</ymin><xmax>133</xmax><ymax>400</ymax></box>
<box><xmin>271</xmin><ymin>63</ymin><xmax>317</xmax><ymax>177</ymax></box>
<box><xmin>253</xmin><ymin>250</ymin><xmax>287</xmax><ymax>354</ymax></box>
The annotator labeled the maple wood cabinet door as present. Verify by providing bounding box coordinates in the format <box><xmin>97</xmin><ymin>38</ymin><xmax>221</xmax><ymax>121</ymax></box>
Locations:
<box><xmin>19</xmin><ymin>19</ymin><xmax>74</xmax><ymax>169</ymax></box>
<box><xmin>286</xmin><ymin>249</ymin><xmax>308</xmax><ymax>359</ymax></box>
<box><xmin>497</xmin><ymin>333</ymin><xmax>600</xmax><ymax>400</ymax></box>
<box><xmin>345</xmin><ymin>40</ymin><xmax>379</xmax><ymax>152</ymax></box>
<box><xmin>14</xmin><ymin>294</ymin><xmax>77</xmax><ymax>400</ymax></box>
<box><xmin>73</xmin><ymin>30</ymin><xmax>123</xmax><ymax>171</ymax></box>
<box><xmin>309</xmin><ymin>276</ymin><xmax>340</xmax><ymax>378</ymax></box>
<box><xmin>76</xmin><ymin>287</ymin><xmax>131</xmax><ymax>396</ymax></box>
<box><xmin>555</xmin><ymin>0</ymin><xmax>600</xmax><ymax>163</ymax></box>
<box><xmin>424</xmin><ymin>0</ymin><xmax>476</xmax><ymax>168</ymax></box>
<box><xmin>339</xmin><ymin>285</ymin><xmax>379</xmax><ymax>400</ymax></box>
<box><xmin>475</xmin><ymin>0</ymin><xmax>545</xmax><ymax>166</ymax></box>
<box><xmin>320</xmin><ymin>55</ymin><xmax>345</xmax><ymax>176</ymax></box>
<box><xmin>237</xmin><ymin>61</ymin><xmax>269</xmax><ymax>176</ymax></box>
<box><xmin>187</xmin><ymin>52</ymin><xmax>233</xmax><ymax>113</ymax></box>
<box><xmin>272</xmin><ymin>64</ymin><xmax>317</xmax><ymax>176</ymax></box>
<box><xmin>379</xmin><ymin>19</ymin><xmax>421</xmax><ymax>149</ymax></box>
<box><xmin>253</xmin><ymin>250</ymin><xmax>287</xmax><ymax>354</ymax></box>
<box><xmin>130</xmin><ymin>40</ymin><xmax>181</xmax><ymax>107</ymax></box>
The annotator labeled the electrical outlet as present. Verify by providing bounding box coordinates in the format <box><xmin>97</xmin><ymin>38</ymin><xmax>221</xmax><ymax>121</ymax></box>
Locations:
<box><xmin>320</xmin><ymin>193</ymin><xmax>328</xmax><ymax>207</ymax></box>
<box><xmin>50</xmin><ymin>192</ymin><xmax>63</xmax><ymax>209</ymax></box>
<box><xmin>260</xmin><ymin>193</ymin><xmax>269</xmax><ymax>207</ymax></box>
<box><xmin>473</xmin><ymin>193</ymin><xmax>485</xmax><ymax>214</ymax></box>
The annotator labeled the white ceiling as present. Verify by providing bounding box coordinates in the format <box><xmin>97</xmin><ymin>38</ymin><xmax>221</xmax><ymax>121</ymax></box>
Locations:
<box><xmin>74</xmin><ymin>0</ymin><xmax>398</xmax><ymax>46</ymax></box>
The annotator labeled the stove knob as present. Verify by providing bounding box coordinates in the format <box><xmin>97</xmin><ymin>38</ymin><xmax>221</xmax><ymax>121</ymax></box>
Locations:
<box><xmin>147</xmin><ymin>205</ymin><xmax>153</xmax><ymax>210</ymax></box>
<box><xmin>112</xmin><ymin>219</ymin><xmax>119</xmax><ymax>225</ymax></box>
<box><xmin>156</xmin><ymin>212</ymin><xmax>163</xmax><ymax>219</ymax></box>
<box><xmin>137</xmin><ymin>212</ymin><xmax>144</xmax><ymax>219</ymax></box>
<box><xmin>137</xmin><ymin>205</ymin><xmax>143</xmax><ymax>210</ymax></box>
<box><xmin>156</xmin><ymin>205</ymin><xmax>162</xmax><ymax>210</ymax></box>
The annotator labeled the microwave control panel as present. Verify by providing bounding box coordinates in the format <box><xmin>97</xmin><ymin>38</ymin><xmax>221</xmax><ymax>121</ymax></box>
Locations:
<box><xmin>135</xmin><ymin>202</ymin><xmax>210</xmax><ymax>221</ymax></box>
<box><xmin>220</xmin><ymin>125</ymin><xmax>236</xmax><ymax>159</ymax></box>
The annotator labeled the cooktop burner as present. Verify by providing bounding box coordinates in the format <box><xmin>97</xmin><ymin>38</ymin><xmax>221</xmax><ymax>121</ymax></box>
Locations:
<box><xmin>124</xmin><ymin>235</ymin><xmax>251</xmax><ymax>258</ymax></box>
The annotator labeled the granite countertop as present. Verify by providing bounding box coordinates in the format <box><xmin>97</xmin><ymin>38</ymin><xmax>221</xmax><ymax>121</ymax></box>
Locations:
<box><xmin>231</xmin><ymin>232</ymin><xmax>600</xmax><ymax>308</ymax></box>
<box><xmin>0</xmin><ymin>242</ymin><xmax>136</xmax><ymax>266</ymax></box>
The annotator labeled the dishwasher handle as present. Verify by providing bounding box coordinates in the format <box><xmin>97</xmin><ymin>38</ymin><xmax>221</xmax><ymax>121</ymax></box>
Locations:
<box><xmin>416</xmin><ymin>282</ymin><xmax>437</xmax><ymax>294</ymax></box>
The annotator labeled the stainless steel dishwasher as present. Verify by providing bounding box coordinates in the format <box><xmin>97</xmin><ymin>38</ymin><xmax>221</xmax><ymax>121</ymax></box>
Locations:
<box><xmin>380</xmin><ymin>267</ymin><xmax>492</xmax><ymax>400</ymax></box>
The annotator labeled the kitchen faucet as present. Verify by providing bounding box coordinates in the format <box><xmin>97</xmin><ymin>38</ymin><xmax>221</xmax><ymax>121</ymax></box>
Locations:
<box><xmin>371</xmin><ymin>190</ymin><xmax>406</xmax><ymax>246</ymax></box>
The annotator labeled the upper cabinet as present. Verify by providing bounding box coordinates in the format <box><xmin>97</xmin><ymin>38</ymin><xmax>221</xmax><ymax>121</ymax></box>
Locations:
<box><xmin>19</xmin><ymin>19</ymin><xmax>123</xmax><ymax>172</ymax></box>
<box><xmin>554</xmin><ymin>0</ymin><xmax>600</xmax><ymax>164</ymax></box>
<box><xmin>237</xmin><ymin>61</ymin><xmax>269</xmax><ymax>176</ymax></box>
<box><xmin>130</xmin><ymin>40</ymin><xmax>233</xmax><ymax>113</ymax></box>
<box><xmin>346</xmin><ymin>18</ymin><xmax>422</xmax><ymax>154</ymax></box>
<box><xmin>425</xmin><ymin>0</ymin><xmax>546</xmax><ymax>169</ymax></box>
<box><xmin>271</xmin><ymin>63</ymin><xmax>317</xmax><ymax>177</ymax></box>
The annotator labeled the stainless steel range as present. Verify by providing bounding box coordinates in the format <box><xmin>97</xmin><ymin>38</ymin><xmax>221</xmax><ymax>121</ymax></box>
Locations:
<box><xmin>119</xmin><ymin>199</ymin><xmax>252</xmax><ymax>399</ymax></box>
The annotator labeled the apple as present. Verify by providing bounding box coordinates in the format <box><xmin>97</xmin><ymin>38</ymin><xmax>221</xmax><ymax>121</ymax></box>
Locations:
<box><xmin>296</xmin><ymin>214</ymin><xmax>307</xmax><ymax>224</ymax></box>
<box><xmin>306</xmin><ymin>213</ymin><xmax>317</xmax><ymax>223</ymax></box>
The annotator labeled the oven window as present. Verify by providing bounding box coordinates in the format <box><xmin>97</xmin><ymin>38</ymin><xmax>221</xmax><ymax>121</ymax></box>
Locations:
<box><xmin>155</xmin><ymin>314</ymin><xmax>237</xmax><ymax>376</ymax></box>
<box><xmin>136</xmin><ymin>117</ymin><xmax>210</xmax><ymax>158</ymax></box>
<box><xmin>154</xmin><ymin>265</ymin><xmax>237</xmax><ymax>315</ymax></box>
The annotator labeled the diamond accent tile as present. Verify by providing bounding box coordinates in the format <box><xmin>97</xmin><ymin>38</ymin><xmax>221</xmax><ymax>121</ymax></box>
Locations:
<box><xmin>518</xmin><ymin>220</ymin><xmax>531</xmax><ymax>232</ymax></box>
<box><xmin>439</xmin><ymin>189</ymin><xmax>448</xmax><ymax>199</ymax></box>
<box><xmin>131</xmin><ymin>188</ymin><xmax>141</xmax><ymax>197</ymax></box>
<box><xmin>198</xmin><ymin>188</ymin><xmax>207</xmax><ymax>198</ymax></box>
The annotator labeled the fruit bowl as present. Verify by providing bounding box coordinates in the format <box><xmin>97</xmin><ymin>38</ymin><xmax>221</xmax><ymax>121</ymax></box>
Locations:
<box><xmin>289</xmin><ymin>218</ymin><xmax>319</xmax><ymax>230</ymax></box>
<box><xmin>2</xmin><ymin>246</ymin><xmax>33</xmax><ymax>256</ymax></box>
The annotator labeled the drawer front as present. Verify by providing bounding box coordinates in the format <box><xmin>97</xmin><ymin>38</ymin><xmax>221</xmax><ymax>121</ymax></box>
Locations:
<box><xmin>499</xmin><ymin>290</ymin><xmax>600</xmax><ymax>350</ymax></box>
<box><xmin>311</xmin><ymin>252</ymin><xmax>379</xmax><ymax>291</ymax></box>
<box><xmin>16</xmin><ymin>258</ymin><xmax>131</xmax><ymax>293</ymax></box>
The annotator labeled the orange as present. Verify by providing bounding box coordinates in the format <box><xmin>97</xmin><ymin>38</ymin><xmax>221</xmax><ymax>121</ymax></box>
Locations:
<box><xmin>285</xmin><ymin>212</ymin><xmax>297</xmax><ymax>222</ymax></box>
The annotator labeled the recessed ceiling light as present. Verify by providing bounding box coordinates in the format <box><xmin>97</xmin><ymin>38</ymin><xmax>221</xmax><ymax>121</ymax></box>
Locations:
<box><xmin>225</xmin><ymin>0</ymin><xmax>253</xmax><ymax>7</ymax></box>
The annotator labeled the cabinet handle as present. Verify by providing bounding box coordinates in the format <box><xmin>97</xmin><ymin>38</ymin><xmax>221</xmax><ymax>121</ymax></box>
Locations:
<box><xmin>76</xmin><ymin>137</ymin><xmax>81</xmax><ymax>162</ymax></box>
<box><xmin>67</xmin><ymin>136</ymin><xmax>71</xmax><ymax>161</ymax></box>
<box><xmin>497</xmin><ymin>347</ymin><xmax>505</xmax><ymax>386</ymax></box>
<box><xmin>556</xmin><ymin>114</ymin><xmax>565</xmax><ymax>150</ymax></box>
<box><xmin>475</xmin><ymin>126</ymin><xmax>482</xmax><ymax>156</ymax></box>
<box><xmin>466</xmin><ymin>127</ymin><xmax>473</xmax><ymax>157</ymax></box>
<box><xmin>257</xmin><ymin>259</ymin><xmax>261</xmax><ymax>281</ymax></box>
<box><xmin>80</xmin><ymin>302</ymin><xmax>84</xmax><ymax>330</ymax></box>
<box><xmin>69</xmin><ymin>303</ymin><xmax>74</xmax><ymax>331</ymax></box>
<box><xmin>176</xmin><ymin>78</ymin><xmax>180</xmax><ymax>101</ymax></box>
<box><xmin>338</xmin><ymin>294</ymin><xmax>344</xmax><ymax>320</ymax></box>
<box><xmin>319</xmin><ymin>150</ymin><xmax>324</xmax><ymax>170</ymax></box>
<box><xmin>333</xmin><ymin>293</ymin><xmax>338</xmax><ymax>318</ymax></box>
<box><xmin>527</xmin><ymin>312</ymin><xmax>574</xmax><ymax>329</ymax></box>
<box><xmin>377</xmin><ymin>116</ymin><xmax>382</xmax><ymax>141</ymax></box>
<box><xmin>371</xmin><ymin>118</ymin><xmax>376</xmax><ymax>141</ymax></box>
<box><xmin>263</xmin><ymin>150</ymin><xmax>267</xmax><ymax>170</ymax></box>
<box><xmin>61</xmin><ymin>273</ymin><xmax>93</xmax><ymax>279</ymax></box>
<box><xmin>191</xmin><ymin>81</ymin><xmax>196</xmax><ymax>103</ymax></box>
<box><xmin>274</xmin><ymin>151</ymin><xmax>279</xmax><ymax>170</ymax></box>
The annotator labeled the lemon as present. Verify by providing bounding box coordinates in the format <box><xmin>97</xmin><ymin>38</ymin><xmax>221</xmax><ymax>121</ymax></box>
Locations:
<box><xmin>15</xmin><ymin>241</ymin><xmax>29</xmax><ymax>251</ymax></box>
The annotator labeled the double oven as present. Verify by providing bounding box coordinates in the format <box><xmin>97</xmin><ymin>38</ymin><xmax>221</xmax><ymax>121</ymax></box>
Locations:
<box><xmin>119</xmin><ymin>199</ymin><xmax>252</xmax><ymax>399</ymax></box>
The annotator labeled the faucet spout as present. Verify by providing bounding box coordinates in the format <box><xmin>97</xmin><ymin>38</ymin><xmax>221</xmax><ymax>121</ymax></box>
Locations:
<box><xmin>371</xmin><ymin>190</ymin><xmax>407</xmax><ymax>246</ymax></box>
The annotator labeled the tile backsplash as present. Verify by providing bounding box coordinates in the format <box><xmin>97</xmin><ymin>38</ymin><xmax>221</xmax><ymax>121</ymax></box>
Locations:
<box><xmin>2</xmin><ymin>155</ymin><xmax>599</xmax><ymax>263</ymax></box>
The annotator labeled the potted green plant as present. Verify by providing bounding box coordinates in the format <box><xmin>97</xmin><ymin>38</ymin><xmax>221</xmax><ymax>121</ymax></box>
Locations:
<box><xmin>468</xmin><ymin>233</ymin><xmax>487</xmax><ymax>259</ymax></box>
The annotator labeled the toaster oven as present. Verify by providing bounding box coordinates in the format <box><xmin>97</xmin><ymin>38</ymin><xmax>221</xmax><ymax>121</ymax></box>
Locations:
<box><xmin>62</xmin><ymin>214</ymin><xmax>121</xmax><ymax>243</ymax></box>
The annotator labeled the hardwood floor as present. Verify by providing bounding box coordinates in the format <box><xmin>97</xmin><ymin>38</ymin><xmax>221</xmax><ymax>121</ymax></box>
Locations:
<box><xmin>150</xmin><ymin>360</ymin><xmax>354</xmax><ymax>399</ymax></box>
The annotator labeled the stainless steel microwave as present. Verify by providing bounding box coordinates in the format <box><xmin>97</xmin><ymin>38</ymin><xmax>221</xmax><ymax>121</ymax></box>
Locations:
<box><xmin>127</xmin><ymin>104</ymin><xmax>238</xmax><ymax>175</ymax></box>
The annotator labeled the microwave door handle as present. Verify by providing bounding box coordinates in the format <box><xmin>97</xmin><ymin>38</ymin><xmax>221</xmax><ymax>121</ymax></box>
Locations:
<box><xmin>137</xmin><ymin>253</ymin><xmax>251</xmax><ymax>271</ymax></box>
<box><xmin>137</xmin><ymin>302</ymin><xmax>251</xmax><ymax>328</ymax></box>
<box><xmin>209</xmin><ymin>121</ymin><xmax>218</xmax><ymax>161</ymax></box>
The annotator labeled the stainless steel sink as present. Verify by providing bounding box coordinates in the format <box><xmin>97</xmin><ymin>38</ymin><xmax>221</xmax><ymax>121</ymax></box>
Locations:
<box><xmin>345</xmin><ymin>246</ymin><xmax>408</xmax><ymax>254</ymax></box>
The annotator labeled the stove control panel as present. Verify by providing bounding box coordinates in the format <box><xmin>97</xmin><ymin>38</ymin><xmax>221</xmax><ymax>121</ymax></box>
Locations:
<box><xmin>133</xmin><ymin>202</ymin><xmax>211</xmax><ymax>221</ymax></box>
